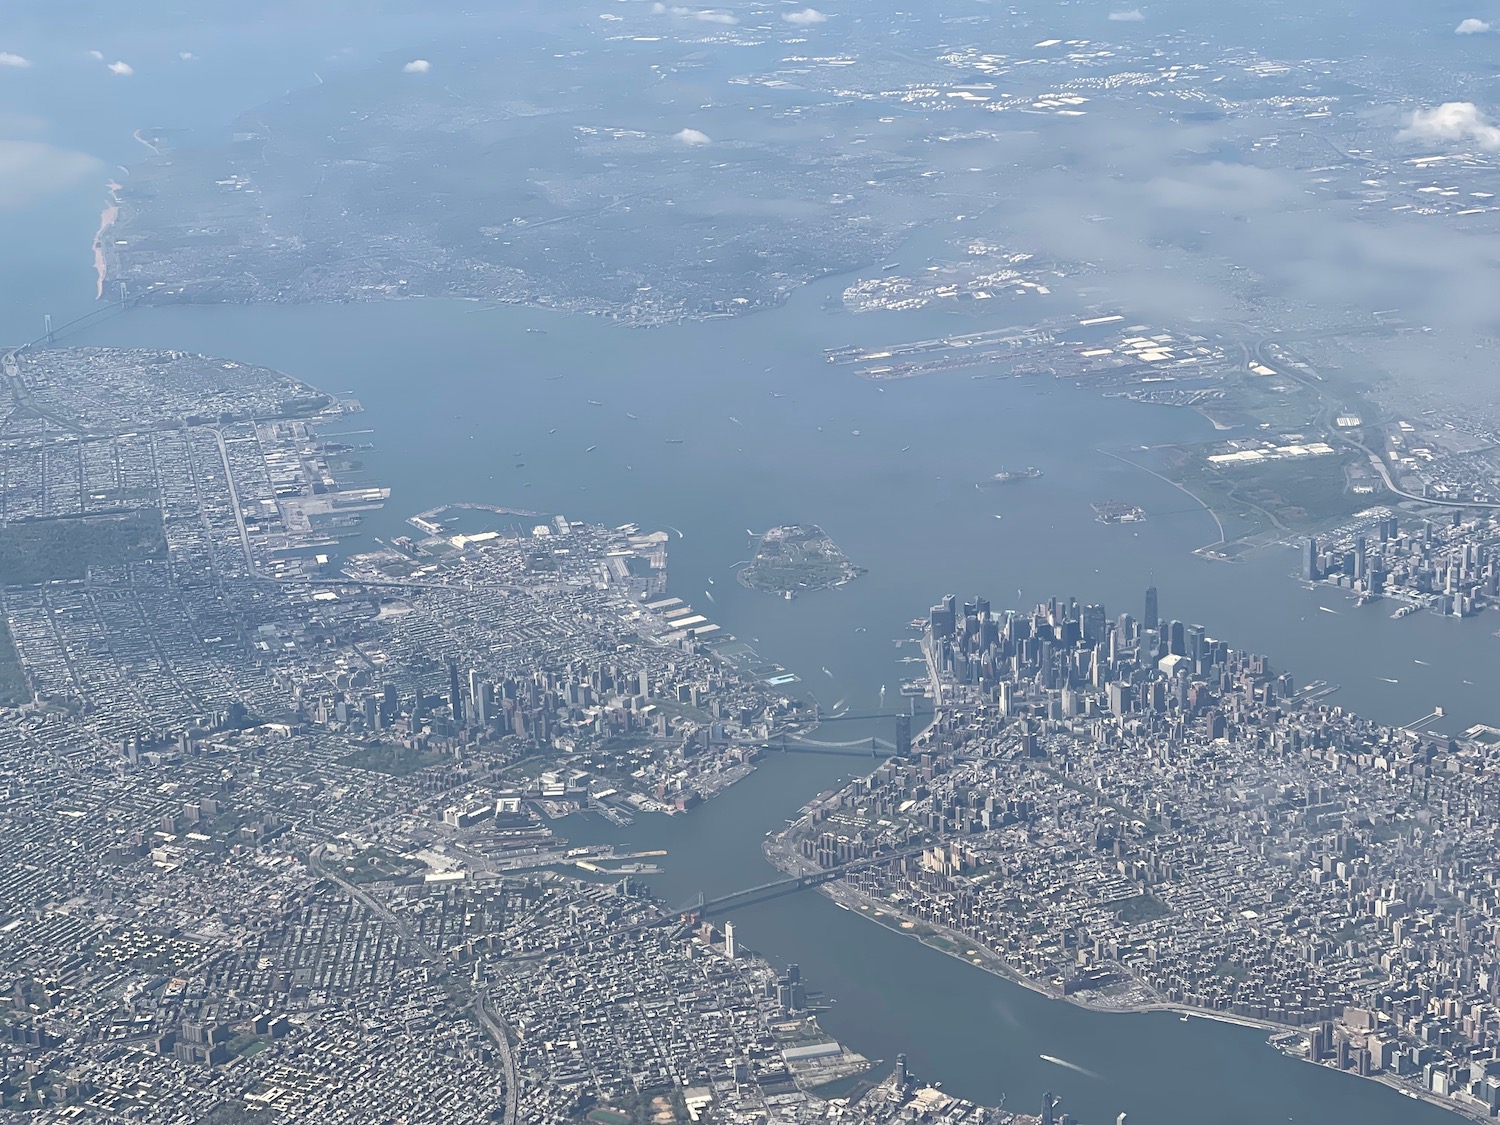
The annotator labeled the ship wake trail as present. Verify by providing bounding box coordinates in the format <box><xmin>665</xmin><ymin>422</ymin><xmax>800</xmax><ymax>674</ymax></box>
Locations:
<box><xmin>1039</xmin><ymin>1053</ymin><xmax>1102</xmax><ymax>1080</ymax></box>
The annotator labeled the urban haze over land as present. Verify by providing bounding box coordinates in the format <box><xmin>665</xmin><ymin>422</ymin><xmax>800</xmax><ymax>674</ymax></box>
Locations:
<box><xmin>8</xmin><ymin>0</ymin><xmax>1500</xmax><ymax>1122</ymax></box>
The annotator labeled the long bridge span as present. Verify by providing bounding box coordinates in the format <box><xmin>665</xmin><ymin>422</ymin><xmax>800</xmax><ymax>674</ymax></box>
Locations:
<box><xmin>655</xmin><ymin>843</ymin><xmax>934</xmax><ymax>923</ymax></box>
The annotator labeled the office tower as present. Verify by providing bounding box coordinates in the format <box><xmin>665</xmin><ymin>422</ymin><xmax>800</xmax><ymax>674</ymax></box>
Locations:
<box><xmin>929</xmin><ymin>600</ymin><xmax>956</xmax><ymax>639</ymax></box>
<box><xmin>447</xmin><ymin>660</ymin><xmax>463</xmax><ymax>723</ymax></box>
<box><xmin>895</xmin><ymin>1053</ymin><xmax>909</xmax><ymax>1093</ymax></box>
<box><xmin>786</xmin><ymin>963</ymin><xmax>800</xmax><ymax>983</ymax></box>
<box><xmin>895</xmin><ymin>713</ymin><xmax>911</xmax><ymax>756</ymax></box>
<box><xmin>1143</xmin><ymin>585</ymin><xmax>1158</xmax><ymax>631</ymax></box>
<box><xmin>974</xmin><ymin>596</ymin><xmax>990</xmax><ymax>621</ymax></box>
<box><xmin>1353</xmin><ymin>535</ymin><xmax>1367</xmax><ymax>583</ymax></box>
<box><xmin>723</xmin><ymin>921</ymin><xmax>736</xmax><ymax>960</ymax></box>
<box><xmin>998</xmin><ymin>680</ymin><xmax>1013</xmax><ymax>717</ymax></box>
<box><xmin>468</xmin><ymin>667</ymin><xmax>481</xmax><ymax>714</ymax></box>
<box><xmin>1167</xmin><ymin>620</ymin><xmax>1185</xmax><ymax>656</ymax></box>
<box><xmin>1116</xmin><ymin>1115</ymin><xmax>1128</xmax><ymax>1125</ymax></box>
<box><xmin>1186</xmin><ymin>623</ymin><xmax>1206</xmax><ymax>666</ymax></box>
<box><xmin>1081</xmin><ymin>603</ymin><xmax>1106</xmax><ymax>645</ymax></box>
<box><xmin>1302</xmin><ymin>537</ymin><xmax>1320</xmax><ymax>580</ymax></box>
<box><xmin>1042</xmin><ymin>1092</ymin><xmax>1058</xmax><ymax>1125</ymax></box>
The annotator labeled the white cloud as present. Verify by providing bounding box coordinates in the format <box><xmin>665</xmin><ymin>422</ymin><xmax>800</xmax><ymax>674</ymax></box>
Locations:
<box><xmin>674</xmin><ymin>128</ymin><xmax>712</xmax><ymax>145</ymax></box>
<box><xmin>0</xmin><ymin>140</ymin><xmax>102</xmax><ymax>209</ymax></box>
<box><xmin>1399</xmin><ymin>102</ymin><xmax>1500</xmax><ymax>150</ymax></box>
<box><xmin>402</xmin><ymin>58</ymin><xmax>431</xmax><ymax>73</ymax></box>
<box><xmin>106</xmin><ymin>60</ymin><xmax>134</xmax><ymax>76</ymax></box>
<box><xmin>179</xmin><ymin>51</ymin><xmax>197</xmax><ymax>61</ymax></box>
<box><xmin>1108</xmin><ymin>8</ymin><xmax>1145</xmax><ymax>20</ymax></box>
<box><xmin>87</xmin><ymin>49</ymin><xmax>104</xmax><ymax>61</ymax></box>
<box><xmin>654</xmin><ymin>4</ymin><xmax>738</xmax><ymax>22</ymax></box>
<box><xmin>1456</xmin><ymin>18</ymin><xmax>1491</xmax><ymax>33</ymax></box>
<box><xmin>782</xmin><ymin>8</ymin><xmax>828</xmax><ymax>25</ymax></box>
<box><xmin>0</xmin><ymin>52</ymin><xmax>32</xmax><ymax>68</ymax></box>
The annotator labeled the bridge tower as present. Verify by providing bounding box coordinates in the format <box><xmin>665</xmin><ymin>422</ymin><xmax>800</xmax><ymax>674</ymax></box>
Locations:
<box><xmin>43</xmin><ymin>314</ymin><xmax>53</xmax><ymax>344</ymax></box>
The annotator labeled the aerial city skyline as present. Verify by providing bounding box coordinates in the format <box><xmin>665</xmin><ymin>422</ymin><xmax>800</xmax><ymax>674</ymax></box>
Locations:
<box><xmin>3</xmin><ymin>1</ymin><xmax>1500</xmax><ymax>1123</ymax></box>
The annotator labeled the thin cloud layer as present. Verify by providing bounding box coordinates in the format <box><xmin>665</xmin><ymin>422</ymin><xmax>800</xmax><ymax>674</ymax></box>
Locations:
<box><xmin>1108</xmin><ymin>9</ymin><xmax>1146</xmax><ymax>20</ymax></box>
<box><xmin>0</xmin><ymin>140</ymin><xmax>101</xmax><ymax>209</ymax></box>
<box><xmin>1456</xmin><ymin>18</ymin><xmax>1491</xmax><ymax>33</ymax></box>
<box><xmin>0</xmin><ymin>52</ymin><xmax>31</xmax><ymax>68</ymax></box>
<box><xmin>783</xmin><ymin>8</ymin><xmax>829</xmax><ymax>25</ymax></box>
<box><xmin>652</xmin><ymin>4</ymin><xmax>739</xmax><ymax>23</ymax></box>
<box><xmin>1399</xmin><ymin>102</ymin><xmax>1500</xmax><ymax>150</ymax></box>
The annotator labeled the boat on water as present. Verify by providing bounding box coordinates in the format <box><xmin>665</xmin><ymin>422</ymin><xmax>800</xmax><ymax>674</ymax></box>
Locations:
<box><xmin>992</xmin><ymin>466</ymin><xmax>1043</xmax><ymax>483</ymax></box>
<box><xmin>587</xmin><ymin>399</ymin><xmax>603</xmax><ymax>406</ymax></box>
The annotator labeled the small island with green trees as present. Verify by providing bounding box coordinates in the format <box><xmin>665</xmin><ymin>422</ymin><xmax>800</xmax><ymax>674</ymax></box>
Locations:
<box><xmin>737</xmin><ymin>524</ymin><xmax>865</xmax><ymax>598</ymax></box>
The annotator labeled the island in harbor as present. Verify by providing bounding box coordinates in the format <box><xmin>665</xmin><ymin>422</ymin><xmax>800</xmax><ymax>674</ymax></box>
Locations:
<box><xmin>991</xmin><ymin>466</ymin><xmax>1044</xmax><ymax>484</ymax></box>
<box><xmin>737</xmin><ymin>524</ymin><xmax>866</xmax><ymax>598</ymax></box>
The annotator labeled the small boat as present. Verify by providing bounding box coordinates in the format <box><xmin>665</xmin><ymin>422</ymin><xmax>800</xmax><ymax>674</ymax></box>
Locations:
<box><xmin>547</xmin><ymin>427</ymin><xmax>557</xmax><ymax>434</ymax></box>
<box><xmin>626</xmin><ymin>412</ymin><xmax>638</xmax><ymax>419</ymax></box>
<box><xmin>587</xmin><ymin>399</ymin><xmax>603</xmax><ymax>406</ymax></box>
<box><xmin>666</xmin><ymin>438</ymin><xmax>684</xmax><ymax>444</ymax></box>
<box><xmin>585</xmin><ymin>445</ymin><xmax>597</xmax><ymax>453</ymax></box>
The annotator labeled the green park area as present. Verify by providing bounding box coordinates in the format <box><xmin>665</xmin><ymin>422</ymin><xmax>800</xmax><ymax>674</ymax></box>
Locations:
<box><xmin>0</xmin><ymin>509</ymin><xmax>166</xmax><ymax>585</ymax></box>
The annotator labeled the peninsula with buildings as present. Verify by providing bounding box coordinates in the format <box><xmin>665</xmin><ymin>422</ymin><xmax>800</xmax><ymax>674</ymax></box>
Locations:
<box><xmin>766</xmin><ymin>589</ymin><xmax>1500</xmax><ymax>1121</ymax></box>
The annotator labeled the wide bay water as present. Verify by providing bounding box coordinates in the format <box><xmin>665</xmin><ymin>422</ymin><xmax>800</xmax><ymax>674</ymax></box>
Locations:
<box><xmin>2</xmin><ymin>10</ymin><xmax>1490</xmax><ymax>1121</ymax></box>
<box><xmin>61</xmin><ymin>274</ymin><xmax>1488</xmax><ymax>1124</ymax></box>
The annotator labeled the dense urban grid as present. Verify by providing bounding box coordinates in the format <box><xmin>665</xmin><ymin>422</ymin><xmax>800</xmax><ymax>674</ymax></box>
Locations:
<box><xmin>0</xmin><ymin>346</ymin><xmax>963</xmax><ymax>1122</ymax></box>
<box><xmin>769</xmin><ymin>588</ymin><xmax>1500</xmax><ymax>1120</ymax></box>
